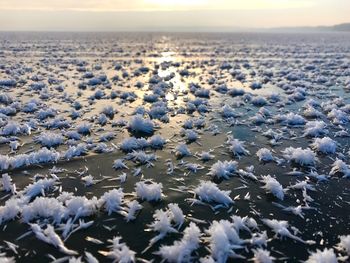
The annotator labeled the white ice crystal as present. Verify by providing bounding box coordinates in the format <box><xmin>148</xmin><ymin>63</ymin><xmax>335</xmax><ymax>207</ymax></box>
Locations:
<box><xmin>27</xmin><ymin>148</ymin><xmax>60</xmax><ymax>166</ymax></box>
<box><xmin>65</xmin><ymin>196</ymin><xmax>98</xmax><ymax>218</ymax></box>
<box><xmin>113</xmin><ymin>159</ymin><xmax>128</xmax><ymax>170</ymax></box>
<box><xmin>337</xmin><ymin>235</ymin><xmax>350</xmax><ymax>255</ymax></box>
<box><xmin>128</xmin><ymin>115</ymin><xmax>154</xmax><ymax>134</ymax></box>
<box><xmin>174</xmin><ymin>143</ymin><xmax>192</xmax><ymax>158</ymax></box>
<box><xmin>126</xmin><ymin>150</ymin><xmax>157</xmax><ymax>165</ymax></box>
<box><xmin>148</xmin><ymin>134</ymin><xmax>166</xmax><ymax>149</ymax></box>
<box><xmin>328</xmin><ymin>109</ymin><xmax>349</xmax><ymax>124</ymax></box>
<box><xmin>303</xmin><ymin>105</ymin><xmax>323</xmax><ymax>118</ymax></box>
<box><xmin>99</xmin><ymin>132</ymin><xmax>115</xmax><ymax>142</ymax></box>
<box><xmin>251</xmin><ymin>96</ymin><xmax>267</xmax><ymax>106</ymax></box>
<box><xmin>256</xmin><ymin>148</ymin><xmax>274</xmax><ymax>162</ymax></box>
<box><xmin>205</xmin><ymin>220</ymin><xmax>244</xmax><ymax>262</ymax></box>
<box><xmin>157</xmin><ymin>222</ymin><xmax>201</xmax><ymax>262</ymax></box>
<box><xmin>208</xmin><ymin>160</ymin><xmax>237</xmax><ymax>179</ymax></box>
<box><xmin>167</xmin><ymin>203</ymin><xmax>185</xmax><ymax>229</ymax></box>
<box><xmin>184</xmin><ymin>162</ymin><xmax>204</xmax><ymax>173</ymax></box>
<box><xmin>262</xmin><ymin>219</ymin><xmax>308</xmax><ymax>243</ymax></box>
<box><xmin>197</xmin><ymin>151</ymin><xmax>215</xmax><ymax>161</ymax></box>
<box><xmin>119</xmin><ymin>137</ymin><xmax>149</xmax><ymax>152</ymax></box>
<box><xmin>101</xmin><ymin>105</ymin><xmax>115</xmax><ymax>118</ymax></box>
<box><xmin>24</xmin><ymin>178</ymin><xmax>57</xmax><ymax>198</ymax></box>
<box><xmin>77</xmin><ymin>122</ymin><xmax>92</xmax><ymax>134</ymax></box>
<box><xmin>37</xmin><ymin>108</ymin><xmax>57</xmax><ymax>120</ymax></box>
<box><xmin>231</xmin><ymin>215</ymin><xmax>251</xmax><ymax>233</ymax></box>
<box><xmin>123</xmin><ymin>200</ymin><xmax>142</xmax><ymax>222</ymax></box>
<box><xmin>304</xmin><ymin>120</ymin><xmax>328</xmax><ymax>137</ymax></box>
<box><xmin>311</xmin><ymin>137</ymin><xmax>337</xmax><ymax>154</ymax></box>
<box><xmin>93</xmin><ymin>142</ymin><xmax>113</xmax><ymax>153</ymax></box>
<box><xmin>194</xmin><ymin>181</ymin><xmax>233</xmax><ymax>206</ymax></box>
<box><xmin>184</xmin><ymin>129</ymin><xmax>199</xmax><ymax>142</ymax></box>
<box><xmin>250</xmin><ymin>114</ymin><xmax>266</xmax><ymax>125</ymax></box>
<box><xmin>330</xmin><ymin>159</ymin><xmax>350</xmax><ymax>178</ymax></box>
<box><xmin>288</xmin><ymin>180</ymin><xmax>315</xmax><ymax>191</ymax></box>
<box><xmin>252</xmin><ymin>248</ymin><xmax>275</xmax><ymax>263</ymax></box>
<box><xmin>135</xmin><ymin>181</ymin><xmax>163</xmax><ymax>201</ymax></box>
<box><xmin>282</xmin><ymin>147</ymin><xmax>316</xmax><ymax>166</ymax></box>
<box><xmin>0</xmin><ymin>79</ymin><xmax>16</xmax><ymax>87</ymax></box>
<box><xmin>147</xmin><ymin>209</ymin><xmax>178</xmax><ymax>249</ymax></box>
<box><xmin>1</xmin><ymin>173</ymin><xmax>13</xmax><ymax>192</ymax></box>
<box><xmin>226</xmin><ymin>136</ymin><xmax>249</xmax><ymax>157</ymax></box>
<box><xmin>221</xmin><ymin>105</ymin><xmax>237</xmax><ymax>118</ymax></box>
<box><xmin>305</xmin><ymin>248</ymin><xmax>338</xmax><ymax>263</ymax></box>
<box><xmin>0</xmin><ymin>198</ymin><xmax>22</xmax><ymax>224</ymax></box>
<box><xmin>250</xmin><ymin>231</ymin><xmax>268</xmax><ymax>247</ymax></box>
<box><xmin>1</xmin><ymin>122</ymin><xmax>30</xmax><ymax>136</ymax></box>
<box><xmin>262</xmin><ymin>129</ymin><xmax>283</xmax><ymax>142</ymax></box>
<box><xmin>276</xmin><ymin>112</ymin><xmax>305</xmax><ymax>126</ymax></box>
<box><xmin>260</xmin><ymin>175</ymin><xmax>285</xmax><ymax>200</ymax></box>
<box><xmin>0</xmin><ymin>155</ymin><xmax>10</xmax><ymax>170</ymax></box>
<box><xmin>97</xmin><ymin>113</ymin><xmax>108</xmax><ymax>125</ymax></box>
<box><xmin>31</xmin><ymin>224</ymin><xmax>78</xmax><ymax>255</ymax></box>
<box><xmin>64</xmin><ymin>143</ymin><xmax>88</xmax><ymax>160</ymax></box>
<box><xmin>22</xmin><ymin>197</ymin><xmax>65</xmax><ymax>223</ymax></box>
<box><xmin>81</xmin><ymin>175</ymin><xmax>95</xmax><ymax>186</ymax></box>
<box><xmin>0</xmin><ymin>254</ymin><xmax>14</xmax><ymax>263</ymax></box>
<box><xmin>151</xmin><ymin>209</ymin><xmax>178</xmax><ymax>236</ymax></box>
<box><xmin>98</xmin><ymin>188</ymin><xmax>124</xmax><ymax>215</ymax></box>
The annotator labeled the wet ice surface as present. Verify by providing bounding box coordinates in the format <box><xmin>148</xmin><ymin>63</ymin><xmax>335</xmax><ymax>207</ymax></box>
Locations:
<box><xmin>0</xmin><ymin>32</ymin><xmax>350</xmax><ymax>262</ymax></box>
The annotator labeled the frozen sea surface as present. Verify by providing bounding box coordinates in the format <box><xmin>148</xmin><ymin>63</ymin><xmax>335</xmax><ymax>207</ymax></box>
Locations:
<box><xmin>0</xmin><ymin>32</ymin><xmax>350</xmax><ymax>262</ymax></box>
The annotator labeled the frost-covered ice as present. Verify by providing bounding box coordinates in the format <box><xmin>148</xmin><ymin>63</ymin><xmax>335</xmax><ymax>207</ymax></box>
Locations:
<box><xmin>0</xmin><ymin>32</ymin><xmax>349</xmax><ymax>262</ymax></box>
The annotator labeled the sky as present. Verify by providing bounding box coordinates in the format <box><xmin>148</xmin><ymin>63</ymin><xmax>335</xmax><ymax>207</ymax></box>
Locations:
<box><xmin>0</xmin><ymin>0</ymin><xmax>349</xmax><ymax>31</ymax></box>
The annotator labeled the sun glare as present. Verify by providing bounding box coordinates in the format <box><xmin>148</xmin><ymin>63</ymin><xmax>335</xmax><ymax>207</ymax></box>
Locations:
<box><xmin>145</xmin><ymin>0</ymin><xmax>208</xmax><ymax>8</ymax></box>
